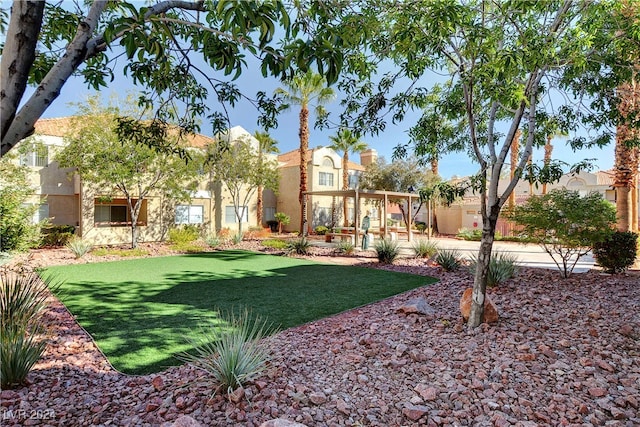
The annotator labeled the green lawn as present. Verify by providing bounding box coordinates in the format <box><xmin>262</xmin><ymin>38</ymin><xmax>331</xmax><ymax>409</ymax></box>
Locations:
<box><xmin>42</xmin><ymin>250</ymin><xmax>436</xmax><ymax>374</ymax></box>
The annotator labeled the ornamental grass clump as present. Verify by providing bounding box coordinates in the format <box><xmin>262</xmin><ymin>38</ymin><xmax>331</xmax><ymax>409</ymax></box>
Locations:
<box><xmin>412</xmin><ymin>239</ymin><xmax>439</xmax><ymax>258</ymax></box>
<box><xmin>180</xmin><ymin>310</ymin><xmax>273</xmax><ymax>395</ymax></box>
<box><xmin>469</xmin><ymin>252</ymin><xmax>520</xmax><ymax>287</ymax></box>
<box><xmin>1</xmin><ymin>271</ymin><xmax>57</xmax><ymax>388</ymax></box>
<box><xmin>375</xmin><ymin>238</ymin><xmax>400</xmax><ymax>264</ymax></box>
<box><xmin>435</xmin><ymin>249</ymin><xmax>462</xmax><ymax>271</ymax></box>
<box><xmin>66</xmin><ymin>237</ymin><xmax>92</xmax><ymax>259</ymax></box>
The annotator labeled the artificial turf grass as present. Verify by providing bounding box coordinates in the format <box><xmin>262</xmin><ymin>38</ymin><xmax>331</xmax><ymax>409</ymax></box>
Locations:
<box><xmin>42</xmin><ymin>250</ymin><xmax>437</xmax><ymax>375</ymax></box>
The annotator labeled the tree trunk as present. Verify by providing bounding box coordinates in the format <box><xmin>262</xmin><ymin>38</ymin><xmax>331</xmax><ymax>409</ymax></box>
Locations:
<box><xmin>1</xmin><ymin>1</ymin><xmax>109</xmax><ymax>156</ymax></box>
<box><xmin>615</xmin><ymin>78</ymin><xmax>638</xmax><ymax>232</ymax></box>
<box><xmin>508</xmin><ymin>130</ymin><xmax>520</xmax><ymax>209</ymax></box>
<box><xmin>0</xmin><ymin>1</ymin><xmax>45</xmax><ymax>147</ymax></box>
<box><xmin>343</xmin><ymin>152</ymin><xmax>349</xmax><ymax>226</ymax></box>
<box><xmin>431</xmin><ymin>158</ymin><xmax>439</xmax><ymax>176</ymax></box>
<box><xmin>467</xmin><ymin>204</ymin><xmax>499</xmax><ymax>328</ymax></box>
<box><xmin>299</xmin><ymin>106</ymin><xmax>309</xmax><ymax>233</ymax></box>
<box><xmin>542</xmin><ymin>135</ymin><xmax>553</xmax><ymax>194</ymax></box>
<box><xmin>257</xmin><ymin>184</ymin><xmax>264</xmax><ymax>227</ymax></box>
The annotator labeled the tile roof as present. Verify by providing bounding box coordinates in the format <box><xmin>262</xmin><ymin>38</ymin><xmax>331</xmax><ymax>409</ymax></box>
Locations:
<box><xmin>33</xmin><ymin>117</ymin><xmax>215</xmax><ymax>148</ymax></box>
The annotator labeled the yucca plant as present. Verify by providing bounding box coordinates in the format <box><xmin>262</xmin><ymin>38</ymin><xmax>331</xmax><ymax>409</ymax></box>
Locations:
<box><xmin>180</xmin><ymin>310</ymin><xmax>273</xmax><ymax>395</ymax></box>
<box><xmin>335</xmin><ymin>240</ymin><xmax>355</xmax><ymax>255</ymax></box>
<box><xmin>412</xmin><ymin>239</ymin><xmax>439</xmax><ymax>259</ymax></box>
<box><xmin>374</xmin><ymin>238</ymin><xmax>400</xmax><ymax>264</ymax></box>
<box><xmin>435</xmin><ymin>249</ymin><xmax>462</xmax><ymax>271</ymax></box>
<box><xmin>231</xmin><ymin>233</ymin><xmax>243</xmax><ymax>245</ymax></box>
<box><xmin>66</xmin><ymin>237</ymin><xmax>92</xmax><ymax>259</ymax></box>
<box><xmin>1</xmin><ymin>271</ymin><xmax>56</xmax><ymax>388</ymax></box>
<box><xmin>468</xmin><ymin>252</ymin><xmax>520</xmax><ymax>287</ymax></box>
<box><xmin>286</xmin><ymin>237</ymin><xmax>311</xmax><ymax>255</ymax></box>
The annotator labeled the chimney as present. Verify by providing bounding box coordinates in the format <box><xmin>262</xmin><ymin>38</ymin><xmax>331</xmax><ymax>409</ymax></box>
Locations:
<box><xmin>360</xmin><ymin>148</ymin><xmax>378</xmax><ymax>167</ymax></box>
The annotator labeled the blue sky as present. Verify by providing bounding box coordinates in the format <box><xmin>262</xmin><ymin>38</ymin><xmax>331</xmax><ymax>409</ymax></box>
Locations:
<box><xmin>29</xmin><ymin>31</ymin><xmax>616</xmax><ymax>180</ymax></box>
<box><xmin>37</xmin><ymin>67</ymin><xmax>616</xmax><ymax>181</ymax></box>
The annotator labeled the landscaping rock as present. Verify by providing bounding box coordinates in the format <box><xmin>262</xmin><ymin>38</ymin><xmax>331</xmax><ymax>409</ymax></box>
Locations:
<box><xmin>459</xmin><ymin>287</ymin><xmax>499</xmax><ymax>323</ymax></box>
<box><xmin>2</xmin><ymin>242</ymin><xmax>638</xmax><ymax>427</ymax></box>
<box><xmin>396</xmin><ymin>297</ymin><xmax>436</xmax><ymax>316</ymax></box>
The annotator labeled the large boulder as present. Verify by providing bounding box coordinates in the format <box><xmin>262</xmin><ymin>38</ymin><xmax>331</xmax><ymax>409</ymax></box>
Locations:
<box><xmin>459</xmin><ymin>288</ymin><xmax>498</xmax><ymax>323</ymax></box>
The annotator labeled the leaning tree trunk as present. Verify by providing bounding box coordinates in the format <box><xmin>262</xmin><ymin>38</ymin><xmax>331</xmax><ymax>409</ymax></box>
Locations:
<box><xmin>299</xmin><ymin>106</ymin><xmax>310</xmax><ymax>234</ymax></box>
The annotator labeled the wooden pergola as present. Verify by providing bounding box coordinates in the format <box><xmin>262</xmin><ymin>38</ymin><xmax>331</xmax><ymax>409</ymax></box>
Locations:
<box><xmin>301</xmin><ymin>188</ymin><xmax>419</xmax><ymax>247</ymax></box>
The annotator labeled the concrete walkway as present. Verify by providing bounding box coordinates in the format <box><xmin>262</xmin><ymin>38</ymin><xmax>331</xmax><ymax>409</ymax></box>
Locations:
<box><xmin>313</xmin><ymin>235</ymin><xmax>596</xmax><ymax>274</ymax></box>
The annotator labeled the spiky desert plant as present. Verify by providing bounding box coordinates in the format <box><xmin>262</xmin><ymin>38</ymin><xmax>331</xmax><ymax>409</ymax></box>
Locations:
<box><xmin>1</xmin><ymin>271</ymin><xmax>57</xmax><ymax>388</ymax></box>
<box><xmin>180</xmin><ymin>310</ymin><xmax>273</xmax><ymax>395</ymax></box>
<box><xmin>286</xmin><ymin>237</ymin><xmax>311</xmax><ymax>255</ymax></box>
<box><xmin>336</xmin><ymin>240</ymin><xmax>355</xmax><ymax>255</ymax></box>
<box><xmin>435</xmin><ymin>249</ymin><xmax>462</xmax><ymax>271</ymax></box>
<box><xmin>468</xmin><ymin>252</ymin><xmax>520</xmax><ymax>286</ymax></box>
<box><xmin>374</xmin><ymin>238</ymin><xmax>400</xmax><ymax>264</ymax></box>
<box><xmin>65</xmin><ymin>237</ymin><xmax>92</xmax><ymax>259</ymax></box>
<box><xmin>412</xmin><ymin>239</ymin><xmax>439</xmax><ymax>258</ymax></box>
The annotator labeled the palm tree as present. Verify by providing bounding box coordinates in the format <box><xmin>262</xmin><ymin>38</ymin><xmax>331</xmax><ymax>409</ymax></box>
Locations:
<box><xmin>254</xmin><ymin>130</ymin><xmax>279</xmax><ymax>227</ymax></box>
<box><xmin>275</xmin><ymin>70</ymin><xmax>335</xmax><ymax>233</ymax></box>
<box><xmin>328</xmin><ymin>128</ymin><xmax>368</xmax><ymax>226</ymax></box>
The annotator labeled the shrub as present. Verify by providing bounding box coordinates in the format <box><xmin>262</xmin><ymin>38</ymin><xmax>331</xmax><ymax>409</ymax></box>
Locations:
<box><xmin>506</xmin><ymin>189</ymin><xmax>617</xmax><ymax>278</ymax></box>
<box><xmin>0</xmin><ymin>162</ymin><xmax>40</xmax><ymax>252</ymax></box>
<box><xmin>179</xmin><ymin>310</ymin><xmax>273</xmax><ymax>395</ymax></box>
<box><xmin>91</xmin><ymin>247</ymin><xmax>148</xmax><ymax>257</ymax></box>
<box><xmin>168</xmin><ymin>225</ymin><xmax>200</xmax><ymax>245</ymax></box>
<box><xmin>374</xmin><ymin>238</ymin><xmax>400</xmax><ymax>264</ymax></box>
<box><xmin>436</xmin><ymin>249</ymin><xmax>461</xmax><ymax>271</ymax></box>
<box><xmin>66</xmin><ymin>237</ymin><xmax>92</xmax><ymax>259</ymax></box>
<box><xmin>415</xmin><ymin>221</ymin><xmax>427</xmax><ymax>234</ymax></box>
<box><xmin>274</xmin><ymin>212</ymin><xmax>290</xmax><ymax>234</ymax></box>
<box><xmin>412</xmin><ymin>239</ymin><xmax>438</xmax><ymax>258</ymax></box>
<box><xmin>1</xmin><ymin>271</ymin><xmax>56</xmax><ymax>388</ymax></box>
<box><xmin>205</xmin><ymin>235</ymin><xmax>222</xmax><ymax>248</ymax></box>
<box><xmin>231</xmin><ymin>233</ymin><xmax>243</xmax><ymax>244</ymax></box>
<box><xmin>335</xmin><ymin>241</ymin><xmax>355</xmax><ymax>255</ymax></box>
<box><xmin>314</xmin><ymin>225</ymin><xmax>329</xmax><ymax>235</ymax></box>
<box><xmin>593</xmin><ymin>231</ymin><xmax>638</xmax><ymax>273</ymax></box>
<box><xmin>456</xmin><ymin>228</ymin><xmax>482</xmax><ymax>241</ymax></box>
<box><xmin>262</xmin><ymin>239</ymin><xmax>288</xmax><ymax>250</ymax></box>
<box><xmin>286</xmin><ymin>237</ymin><xmax>311</xmax><ymax>255</ymax></box>
<box><xmin>468</xmin><ymin>252</ymin><xmax>520</xmax><ymax>287</ymax></box>
<box><xmin>40</xmin><ymin>225</ymin><xmax>76</xmax><ymax>247</ymax></box>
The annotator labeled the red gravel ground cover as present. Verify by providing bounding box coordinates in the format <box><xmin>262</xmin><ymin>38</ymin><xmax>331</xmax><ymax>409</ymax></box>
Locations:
<box><xmin>1</xmin><ymin>242</ymin><xmax>638</xmax><ymax>426</ymax></box>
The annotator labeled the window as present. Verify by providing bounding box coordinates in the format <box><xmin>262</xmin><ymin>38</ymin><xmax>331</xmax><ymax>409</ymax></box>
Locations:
<box><xmin>348</xmin><ymin>173</ymin><xmax>359</xmax><ymax>189</ymax></box>
<box><xmin>322</xmin><ymin>157</ymin><xmax>334</xmax><ymax>168</ymax></box>
<box><xmin>94</xmin><ymin>199</ymin><xmax>147</xmax><ymax>227</ymax></box>
<box><xmin>21</xmin><ymin>203</ymin><xmax>49</xmax><ymax>223</ymax></box>
<box><xmin>175</xmin><ymin>205</ymin><xmax>204</xmax><ymax>224</ymax></box>
<box><xmin>20</xmin><ymin>145</ymin><xmax>49</xmax><ymax>167</ymax></box>
<box><xmin>264</xmin><ymin>207</ymin><xmax>276</xmax><ymax>222</ymax></box>
<box><xmin>225</xmin><ymin>205</ymin><xmax>248</xmax><ymax>223</ymax></box>
<box><xmin>319</xmin><ymin>172</ymin><xmax>334</xmax><ymax>186</ymax></box>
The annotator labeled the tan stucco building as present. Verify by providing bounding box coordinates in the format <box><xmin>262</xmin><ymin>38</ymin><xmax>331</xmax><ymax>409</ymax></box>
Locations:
<box><xmin>11</xmin><ymin>120</ymin><xmax>276</xmax><ymax>246</ymax></box>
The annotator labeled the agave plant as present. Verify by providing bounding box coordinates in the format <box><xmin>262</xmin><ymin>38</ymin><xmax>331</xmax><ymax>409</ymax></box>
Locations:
<box><xmin>286</xmin><ymin>237</ymin><xmax>311</xmax><ymax>255</ymax></box>
<box><xmin>65</xmin><ymin>237</ymin><xmax>92</xmax><ymax>259</ymax></box>
<box><xmin>412</xmin><ymin>239</ymin><xmax>439</xmax><ymax>258</ymax></box>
